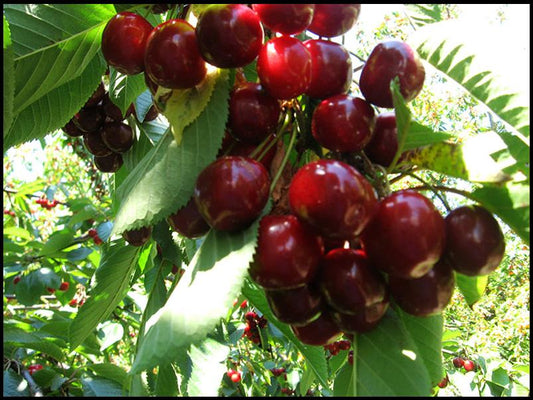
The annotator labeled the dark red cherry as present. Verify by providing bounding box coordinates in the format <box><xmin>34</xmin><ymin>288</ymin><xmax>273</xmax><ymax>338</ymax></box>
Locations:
<box><xmin>311</xmin><ymin>94</ymin><xmax>375</xmax><ymax>152</ymax></box>
<box><xmin>290</xmin><ymin>309</ymin><xmax>342</xmax><ymax>346</ymax></box>
<box><xmin>319</xmin><ymin>248</ymin><xmax>387</xmax><ymax>315</ymax></box>
<box><xmin>84</xmin><ymin>81</ymin><xmax>106</xmax><ymax>107</ymax></box>
<box><xmin>73</xmin><ymin>106</ymin><xmax>105</xmax><ymax>133</ymax></box>
<box><xmin>101</xmin><ymin>121</ymin><xmax>134</xmax><ymax>153</ymax></box>
<box><xmin>388</xmin><ymin>257</ymin><xmax>455</xmax><ymax>317</ymax></box>
<box><xmin>194</xmin><ymin>156</ymin><xmax>270</xmax><ymax>232</ymax></box>
<box><xmin>360</xmin><ymin>40</ymin><xmax>425</xmax><ymax>108</ymax></box>
<box><xmin>144</xmin><ymin>19</ymin><xmax>207</xmax><ymax>89</ymax></box>
<box><xmin>102</xmin><ymin>93</ymin><xmax>134</xmax><ymax>122</ymax></box>
<box><xmin>288</xmin><ymin>159</ymin><xmax>377</xmax><ymax>240</ymax></box>
<box><xmin>83</xmin><ymin>129</ymin><xmax>112</xmax><ymax>157</ymax></box>
<box><xmin>265</xmin><ymin>284</ymin><xmax>324</xmax><ymax>326</ymax></box>
<box><xmin>252</xmin><ymin>4</ymin><xmax>315</xmax><ymax>35</ymax></box>
<box><xmin>330</xmin><ymin>297</ymin><xmax>389</xmax><ymax>334</ymax></box>
<box><xmin>257</xmin><ymin>36</ymin><xmax>312</xmax><ymax>100</ymax></box>
<box><xmin>364</xmin><ymin>112</ymin><xmax>398</xmax><ymax>167</ymax></box>
<box><xmin>360</xmin><ymin>190</ymin><xmax>445</xmax><ymax>279</ymax></box>
<box><xmin>196</xmin><ymin>4</ymin><xmax>263</xmax><ymax>68</ymax></box>
<box><xmin>101</xmin><ymin>12</ymin><xmax>153</xmax><ymax>75</ymax></box>
<box><xmin>304</xmin><ymin>39</ymin><xmax>352</xmax><ymax>99</ymax></box>
<box><xmin>307</xmin><ymin>4</ymin><xmax>361</xmax><ymax>38</ymax></box>
<box><xmin>167</xmin><ymin>197</ymin><xmax>210</xmax><ymax>239</ymax></box>
<box><xmin>228</xmin><ymin>82</ymin><xmax>280</xmax><ymax>144</ymax></box>
<box><xmin>62</xmin><ymin>119</ymin><xmax>85</xmax><ymax>137</ymax></box>
<box><xmin>94</xmin><ymin>152</ymin><xmax>123</xmax><ymax>173</ymax></box>
<box><xmin>123</xmin><ymin>226</ymin><xmax>152</xmax><ymax>246</ymax></box>
<box><xmin>249</xmin><ymin>214</ymin><xmax>324</xmax><ymax>289</ymax></box>
<box><xmin>444</xmin><ymin>205</ymin><xmax>505</xmax><ymax>276</ymax></box>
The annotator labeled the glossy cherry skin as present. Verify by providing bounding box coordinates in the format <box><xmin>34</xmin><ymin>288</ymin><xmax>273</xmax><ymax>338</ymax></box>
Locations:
<box><xmin>144</xmin><ymin>19</ymin><xmax>207</xmax><ymax>89</ymax></box>
<box><xmin>364</xmin><ymin>112</ymin><xmax>398</xmax><ymax>167</ymax></box>
<box><xmin>73</xmin><ymin>106</ymin><xmax>105</xmax><ymax>133</ymax></box>
<box><xmin>83</xmin><ymin>129</ymin><xmax>112</xmax><ymax>157</ymax></box>
<box><xmin>249</xmin><ymin>214</ymin><xmax>324</xmax><ymax>289</ymax></box>
<box><xmin>102</xmin><ymin>94</ymin><xmax>134</xmax><ymax>122</ymax></box>
<box><xmin>288</xmin><ymin>159</ymin><xmax>377</xmax><ymax>240</ymax></box>
<box><xmin>360</xmin><ymin>40</ymin><xmax>425</xmax><ymax>108</ymax></box>
<box><xmin>84</xmin><ymin>81</ymin><xmax>106</xmax><ymax>107</ymax></box>
<box><xmin>311</xmin><ymin>95</ymin><xmax>376</xmax><ymax>153</ymax></box>
<box><xmin>388</xmin><ymin>256</ymin><xmax>455</xmax><ymax>317</ymax></box>
<box><xmin>252</xmin><ymin>4</ymin><xmax>315</xmax><ymax>35</ymax></box>
<box><xmin>228</xmin><ymin>82</ymin><xmax>280</xmax><ymax>144</ymax></box>
<box><xmin>101</xmin><ymin>12</ymin><xmax>153</xmax><ymax>75</ymax></box>
<box><xmin>360</xmin><ymin>190</ymin><xmax>445</xmax><ymax>279</ymax></box>
<box><xmin>304</xmin><ymin>39</ymin><xmax>352</xmax><ymax>99</ymax></box>
<box><xmin>330</xmin><ymin>296</ymin><xmax>389</xmax><ymax>334</ymax></box>
<box><xmin>123</xmin><ymin>226</ymin><xmax>152</xmax><ymax>246</ymax></box>
<box><xmin>290</xmin><ymin>309</ymin><xmax>342</xmax><ymax>346</ymax></box>
<box><xmin>94</xmin><ymin>152</ymin><xmax>123</xmax><ymax>173</ymax></box>
<box><xmin>257</xmin><ymin>36</ymin><xmax>312</xmax><ymax>100</ymax></box>
<box><xmin>307</xmin><ymin>4</ymin><xmax>361</xmax><ymax>38</ymax></box>
<box><xmin>194</xmin><ymin>156</ymin><xmax>270</xmax><ymax>232</ymax></box>
<box><xmin>196</xmin><ymin>4</ymin><xmax>263</xmax><ymax>68</ymax></box>
<box><xmin>101</xmin><ymin>121</ymin><xmax>134</xmax><ymax>153</ymax></box>
<box><xmin>319</xmin><ymin>248</ymin><xmax>387</xmax><ymax>315</ymax></box>
<box><xmin>265</xmin><ymin>283</ymin><xmax>324</xmax><ymax>326</ymax></box>
<box><xmin>444</xmin><ymin>205</ymin><xmax>505</xmax><ymax>276</ymax></box>
<box><xmin>62</xmin><ymin>119</ymin><xmax>85</xmax><ymax>137</ymax></box>
<box><xmin>167</xmin><ymin>197</ymin><xmax>210</xmax><ymax>239</ymax></box>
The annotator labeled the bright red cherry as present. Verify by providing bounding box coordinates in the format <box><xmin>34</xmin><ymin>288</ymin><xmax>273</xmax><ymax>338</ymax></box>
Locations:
<box><xmin>252</xmin><ymin>4</ymin><xmax>315</xmax><ymax>35</ymax></box>
<box><xmin>319</xmin><ymin>248</ymin><xmax>387</xmax><ymax>315</ymax></box>
<box><xmin>444</xmin><ymin>205</ymin><xmax>505</xmax><ymax>276</ymax></box>
<box><xmin>463</xmin><ymin>359</ymin><xmax>476</xmax><ymax>372</ymax></box>
<box><xmin>330</xmin><ymin>297</ymin><xmax>389</xmax><ymax>334</ymax></box>
<box><xmin>249</xmin><ymin>214</ymin><xmax>324</xmax><ymax>289</ymax></box>
<box><xmin>311</xmin><ymin>94</ymin><xmax>375</xmax><ymax>152</ymax></box>
<box><xmin>257</xmin><ymin>36</ymin><xmax>312</xmax><ymax>100</ymax></box>
<box><xmin>360</xmin><ymin>40</ymin><xmax>425</xmax><ymax>108</ymax></box>
<box><xmin>122</xmin><ymin>226</ymin><xmax>152</xmax><ymax>247</ymax></box>
<box><xmin>194</xmin><ymin>156</ymin><xmax>270</xmax><ymax>232</ymax></box>
<box><xmin>228</xmin><ymin>82</ymin><xmax>280</xmax><ymax>144</ymax></box>
<box><xmin>290</xmin><ymin>310</ymin><xmax>342</xmax><ymax>346</ymax></box>
<box><xmin>307</xmin><ymin>4</ymin><xmax>361</xmax><ymax>38</ymax></box>
<box><xmin>144</xmin><ymin>19</ymin><xmax>207</xmax><ymax>89</ymax></box>
<box><xmin>288</xmin><ymin>159</ymin><xmax>377</xmax><ymax>240</ymax></box>
<box><xmin>265</xmin><ymin>284</ymin><xmax>324</xmax><ymax>326</ymax></box>
<box><xmin>94</xmin><ymin>152</ymin><xmax>123</xmax><ymax>173</ymax></box>
<box><xmin>230</xmin><ymin>372</ymin><xmax>241</xmax><ymax>383</ymax></box>
<box><xmin>364</xmin><ymin>112</ymin><xmax>398</xmax><ymax>167</ymax></box>
<box><xmin>360</xmin><ymin>190</ymin><xmax>445</xmax><ymax>279</ymax></box>
<box><xmin>101</xmin><ymin>121</ymin><xmax>134</xmax><ymax>153</ymax></box>
<box><xmin>196</xmin><ymin>4</ymin><xmax>264</xmax><ymax>68</ymax></box>
<box><xmin>59</xmin><ymin>282</ymin><xmax>70</xmax><ymax>291</ymax></box>
<box><xmin>388</xmin><ymin>257</ymin><xmax>455</xmax><ymax>317</ymax></box>
<box><xmin>101</xmin><ymin>12</ymin><xmax>153</xmax><ymax>75</ymax></box>
<box><xmin>167</xmin><ymin>197</ymin><xmax>210</xmax><ymax>239</ymax></box>
<box><xmin>304</xmin><ymin>39</ymin><xmax>352</xmax><ymax>99</ymax></box>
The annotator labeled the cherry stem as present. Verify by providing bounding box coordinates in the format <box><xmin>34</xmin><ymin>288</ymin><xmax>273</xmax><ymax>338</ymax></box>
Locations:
<box><xmin>405</xmin><ymin>172</ymin><xmax>452</xmax><ymax>212</ymax></box>
<box><xmin>269</xmin><ymin>114</ymin><xmax>298</xmax><ymax>194</ymax></box>
<box><xmin>409</xmin><ymin>184</ymin><xmax>477</xmax><ymax>205</ymax></box>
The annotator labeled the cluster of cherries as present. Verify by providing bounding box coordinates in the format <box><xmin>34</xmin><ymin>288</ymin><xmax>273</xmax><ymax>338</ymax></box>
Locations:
<box><xmin>99</xmin><ymin>4</ymin><xmax>506</xmax><ymax>347</ymax></box>
<box><xmin>242</xmin><ymin>311</ymin><xmax>268</xmax><ymax>346</ymax></box>
<box><xmin>34</xmin><ymin>197</ymin><xmax>60</xmax><ymax>210</ymax></box>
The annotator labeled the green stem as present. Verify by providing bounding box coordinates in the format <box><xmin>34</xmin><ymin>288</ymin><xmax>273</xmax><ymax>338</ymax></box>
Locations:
<box><xmin>405</xmin><ymin>172</ymin><xmax>452</xmax><ymax>212</ymax></box>
<box><xmin>269</xmin><ymin>116</ymin><xmax>298</xmax><ymax>194</ymax></box>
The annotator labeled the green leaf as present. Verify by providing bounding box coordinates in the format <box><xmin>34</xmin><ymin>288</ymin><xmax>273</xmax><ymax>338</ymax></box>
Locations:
<box><xmin>404</xmin><ymin>4</ymin><xmax>447</xmax><ymax>27</ymax></box>
<box><xmin>130</xmin><ymin>206</ymin><xmax>265</xmax><ymax>374</ymax></box>
<box><xmin>82</xmin><ymin>377</ymin><xmax>126</xmax><ymax>397</ymax></box>
<box><xmin>333</xmin><ymin>363</ymin><xmax>355</xmax><ymax>396</ymax></box>
<box><xmin>403</xmin><ymin>120</ymin><xmax>454</xmax><ymax>151</ymax></box>
<box><xmin>69</xmin><ymin>241</ymin><xmax>140</xmax><ymax>350</ymax></box>
<box><xmin>154</xmin><ymin>364</ymin><xmax>179</xmax><ymax>397</ymax></box>
<box><xmin>38</xmin><ymin>228</ymin><xmax>75</xmax><ymax>256</ymax></box>
<box><xmin>187</xmin><ymin>337</ymin><xmax>230</xmax><ymax>396</ymax></box>
<box><xmin>410</xmin><ymin>20</ymin><xmax>529</xmax><ymax>139</ymax></box>
<box><xmin>3</xmin><ymin>370</ymin><xmax>30</xmax><ymax>397</ymax></box>
<box><xmin>14</xmin><ymin>268</ymin><xmax>60</xmax><ymax>305</ymax></box>
<box><xmin>109</xmin><ymin>69</ymin><xmax>147</xmax><ymax>117</ymax></box>
<box><xmin>3</xmin><ymin>15</ymin><xmax>15</xmax><ymax>134</ymax></box>
<box><xmin>96</xmin><ymin>321</ymin><xmax>124</xmax><ymax>351</ymax></box>
<box><xmin>4</xmin><ymin>4</ymin><xmax>115</xmax><ymax>114</ymax></box>
<box><xmin>4</xmin><ymin>326</ymin><xmax>65</xmax><ymax>361</ymax></box>
<box><xmin>112</xmin><ymin>69</ymin><xmax>230</xmax><ymax>236</ymax></box>
<box><xmin>86</xmin><ymin>364</ymin><xmax>129</xmax><ymax>387</ymax></box>
<box><xmin>455</xmin><ymin>272</ymin><xmax>489</xmax><ymax>307</ymax></box>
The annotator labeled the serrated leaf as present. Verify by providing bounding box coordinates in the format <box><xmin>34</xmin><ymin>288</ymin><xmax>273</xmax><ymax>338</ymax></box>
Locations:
<box><xmin>403</xmin><ymin>121</ymin><xmax>454</xmax><ymax>151</ymax></box>
<box><xmin>82</xmin><ymin>377</ymin><xmax>126</xmax><ymax>397</ymax></box>
<box><xmin>38</xmin><ymin>228</ymin><xmax>75</xmax><ymax>256</ymax></box>
<box><xmin>130</xmin><ymin>206</ymin><xmax>266</xmax><ymax>374</ymax></box>
<box><xmin>109</xmin><ymin>69</ymin><xmax>147</xmax><ymax>116</ymax></box>
<box><xmin>4</xmin><ymin>15</ymin><xmax>15</xmax><ymax>134</ymax></box>
<box><xmin>455</xmin><ymin>272</ymin><xmax>488</xmax><ymax>307</ymax></box>
<box><xmin>187</xmin><ymin>338</ymin><xmax>229</xmax><ymax>396</ymax></box>
<box><xmin>4</xmin><ymin>326</ymin><xmax>65</xmax><ymax>361</ymax></box>
<box><xmin>85</xmin><ymin>364</ymin><xmax>129</xmax><ymax>387</ymax></box>
<box><xmin>112</xmin><ymin>70</ymin><xmax>230</xmax><ymax>236</ymax></box>
<box><xmin>404</xmin><ymin>4</ymin><xmax>447</xmax><ymax>27</ymax></box>
<box><xmin>69</xmin><ymin>241</ymin><xmax>140</xmax><ymax>350</ymax></box>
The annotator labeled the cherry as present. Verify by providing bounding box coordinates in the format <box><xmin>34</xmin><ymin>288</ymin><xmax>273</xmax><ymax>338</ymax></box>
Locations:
<box><xmin>84</xmin><ymin>81</ymin><xmax>106</xmax><ymax>107</ymax></box>
<box><xmin>13</xmin><ymin>275</ymin><xmax>21</xmax><ymax>285</ymax></box>
<box><xmin>102</xmin><ymin>94</ymin><xmax>134</xmax><ymax>121</ymax></box>
<box><xmin>437</xmin><ymin>375</ymin><xmax>449</xmax><ymax>389</ymax></box>
<box><xmin>144</xmin><ymin>19</ymin><xmax>207</xmax><ymax>89</ymax></box>
<box><xmin>311</xmin><ymin>94</ymin><xmax>375</xmax><ymax>152</ymax></box>
<box><xmin>290</xmin><ymin>310</ymin><xmax>342</xmax><ymax>346</ymax></box>
<box><xmin>319</xmin><ymin>248</ymin><xmax>387</xmax><ymax>315</ymax></box>
<box><xmin>252</xmin><ymin>4</ymin><xmax>315</xmax><ymax>35</ymax></box>
<box><xmin>167</xmin><ymin>197</ymin><xmax>210</xmax><ymax>239</ymax></box>
<box><xmin>94</xmin><ymin>152</ymin><xmax>123</xmax><ymax>173</ymax></box>
<box><xmin>307</xmin><ymin>4</ymin><xmax>361</xmax><ymax>38</ymax></box>
<box><xmin>330</xmin><ymin>297</ymin><xmax>389</xmax><ymax>334</ymax></box>
<box><xmin>230</xmin><ymin>371</ymin><xmax>241</xmax><ymax>383</ymax></box>
<box><xmin>47</xmin><ymin>287</ymin><xmax>56</xmax><ymax>294</ymax></box>
<box><xmin>388</xmin><ymin>257</ymin><xmax>455</xmax><ymax>317</ymax></box>
<box><xmin>73</xmin><ymin>106</ymin><xmax>105</xmax><ymax>133</ymax></box>
<box><xmin>62</xmin><ymin>119</ymin><xmax>85</xmax><ymax>137</ymax></box>
<box><xmin>304</xmin><ymin>39</ymin><xmax>352</xmax><ymax>99</ymax></box>
<box><xmin>444</xmin><ymin>205</ymin><xmax>505</xmax><ymax>276</ymax></box>
<box><xmin>122</xmin><ymin>226</ymin><xmax>152</xmax><ymax>247</ymax></box>
<box><xmin>59</xmin><ymin>282</ymin><xmax>70</xmax><ymax>291</ymax></box>
<box><xmin>27</xmin><ymin>364</ymin><xmax>43</xmax><ymax>375</ymax></box>
<box><xmin>452</xmin><ymin>357</ymin><xmax>465</xmax><ymax>368</ymax></box>
<box><xmin>364</xmin><ymin>112</ymin><xmax>398</xmax><ymax>167</ymax></box>
<box><xmin>265</xmin><ymin>284</ymin><xmax>323</xmax><ymax>326</ymax></box>
<box><xmin>194</xmin><ymin>156</ymin><xmax>270</xmax><ymax>232</ymax></box>
<box><xmin>256</xmin><ymin>36</ymin><xmax>312</xmax><ymax>100</ymax></box>
<box><xmin>101</xmin><ymin>12</ymin><xmax>153</xmax><ymax>75</ymax></box>
<box><xmin>196</xmin><ymin>4</ymin><xmax>264</xmax><ymax>68</ymax></box>
<box><xmin>249</xmin><ymin>214</ymin><xmax>323</xmax><ymax>289</ymax></box>
<box><xmin>360</xmin><ymin>40</ymin><xmax>425</xmax><ymax>108</ymax></box>
<box><xmin>83</xmin><ymin>129</ymin><xmax>112</xmax><ymax>157</ymax></box>
<box><xmin>288</xmin><ymin>159</ymin><xmax>377</xmax><ymax>240</ymax></box>
<box><xmin>463</xmin><ymin>359</ymin><xmax>476</xmax><ymax>372</ymax></box>
<box><xmin>228</xmin><ymin>82</ymin><xmax>280</xmax><ymax>144</ymax></box>
<box><xmin>101</xmin><ymin>121</ymin><xmax>134</xmax><ymax>153</ymax></box>
<box><xmin>360</xmin><ymin>190</ymin><xmax>445</xmax><ymax>279</ymax></box>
